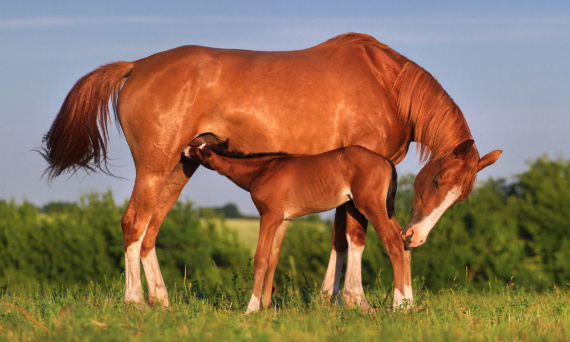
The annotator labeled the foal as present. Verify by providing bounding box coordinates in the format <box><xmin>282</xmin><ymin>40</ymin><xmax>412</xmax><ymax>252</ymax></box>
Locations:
<box><xmin>183</xmin><ymin>140</ymin><xmax>398</xmax><ymax>314</ymax></box>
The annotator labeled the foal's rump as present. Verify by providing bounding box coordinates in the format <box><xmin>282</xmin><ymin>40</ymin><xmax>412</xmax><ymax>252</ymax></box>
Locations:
<box><xmin>340</xmin><ymin>146</ymin><xmax>398</xmax><ymax>219</ymax></box>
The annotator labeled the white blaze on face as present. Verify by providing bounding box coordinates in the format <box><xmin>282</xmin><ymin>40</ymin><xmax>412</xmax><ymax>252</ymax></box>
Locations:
<box><xmin>413</xmin><ymin>186</ymin><xmax>461</xmax><ymax>244</ymax></box>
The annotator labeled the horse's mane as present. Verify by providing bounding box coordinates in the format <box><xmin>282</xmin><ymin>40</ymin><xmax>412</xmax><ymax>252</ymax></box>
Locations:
<box><xmin>391</xmin><ymin>62</ymin><xmax>474</xmax><ymax>163</ymax></box>
<box><xmin>323</xmin><ymin>33</ymin><xmax>472</xmax><ymax>164</ymax></box>
<box><xmin>206</xmin><ymin>141</ymin><xmax>288</xmax><ymax>159</ymax></box>
<box><xmin>322</xmin><ymin>32</ymin><xmax>406</xmax><ymax>62</ymax></box>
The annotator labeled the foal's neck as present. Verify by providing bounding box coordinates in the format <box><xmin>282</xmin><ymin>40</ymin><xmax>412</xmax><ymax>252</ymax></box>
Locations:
<box><xmin>202</xmin><ymin>152</ymin><xmax>280</xmax><ymax>191</ymax></box>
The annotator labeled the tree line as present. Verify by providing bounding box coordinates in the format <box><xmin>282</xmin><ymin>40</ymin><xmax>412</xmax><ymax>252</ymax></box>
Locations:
<box><xmin>0</xmin><ymin>155</ymin><xmax>568</xmax><ymax>293</ymax></box>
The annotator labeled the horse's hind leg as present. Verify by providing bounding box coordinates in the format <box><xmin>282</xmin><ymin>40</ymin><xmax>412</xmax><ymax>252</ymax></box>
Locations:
<box><xmin>342</xmin><ymin>202</ymin><xmax>370</xmax><ymax>310</ymax></box>
<box><xmin>122</xmin><ymin>167</ymin><xmax>174</xmax><ymax>306</ymax></box>
<box><xmin>140</xmin><ymin>160</ymin><xmax>200</xmax><ymax>308</ymax></box>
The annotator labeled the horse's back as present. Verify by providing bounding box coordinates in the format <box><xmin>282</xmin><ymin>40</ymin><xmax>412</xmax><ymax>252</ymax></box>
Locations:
<box><xmin>117</xmin><ymin>34</ymin><xmax>410</xmax><ymax>164</ymax></box>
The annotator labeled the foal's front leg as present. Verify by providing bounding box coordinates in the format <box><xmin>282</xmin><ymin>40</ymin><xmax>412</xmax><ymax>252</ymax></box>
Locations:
<box><xmin>261</xmin><ymin>220</ymin><xmax>290</xmax><ymax>309</ymax></box>
<box><xmin>246</xmin><ymin>213</ymin><xmax>284</xmax><ymax>314</ymax></box>
<box><xmin>368</xmin><ymin>214</ymin><xmax>413</xmax><ymax>310</ymax></box>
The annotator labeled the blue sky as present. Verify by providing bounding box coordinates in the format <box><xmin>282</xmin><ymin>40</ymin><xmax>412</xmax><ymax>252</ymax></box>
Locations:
<box><xmin>1</xmin><ymin>1</ymin><xmax>569</xmax><ymax>215</ymax></box>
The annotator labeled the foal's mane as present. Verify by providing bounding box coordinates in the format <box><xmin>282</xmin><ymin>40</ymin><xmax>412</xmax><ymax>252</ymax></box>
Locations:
<box><xmin>206</xmin><ymin>141</ymin><xmax>288</xmax><ymax>159</ymax></box>
<box><xmin>391</xmin><ymin>62</ymin><xmax>474</xmax><ymax>163</ymax></box>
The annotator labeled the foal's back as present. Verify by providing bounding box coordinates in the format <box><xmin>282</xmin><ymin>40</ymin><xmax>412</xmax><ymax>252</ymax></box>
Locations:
<box><xmin>249</xmin><ymin>146</ymin><xmax>393</xmax><ymax>219</ymax></box>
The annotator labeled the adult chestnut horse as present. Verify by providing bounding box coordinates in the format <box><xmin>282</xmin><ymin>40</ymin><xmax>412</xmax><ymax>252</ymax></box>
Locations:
<box><xmin>183</xmin><ymin>141</ymin><xmax>398</xmax><ymax>313</ymax></box>
<box><xmin>41</xmin><ymin>33</ymin><xmax>501</xmax><ymax>309</ymax></box>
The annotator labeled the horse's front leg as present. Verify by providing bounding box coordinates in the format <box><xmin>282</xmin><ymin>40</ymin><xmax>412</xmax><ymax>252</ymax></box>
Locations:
<box><xmin>342</xmin><ymin>202</ymin><xmax>370</xmax><ymax>310</ymax></box>
<box><xmin>321</xmin><ymin>203</ymin><xmax>348</xmax><ymax>305</ymax></box>
<box><xmin>246</xmin><ymin>213</ymin><xmax>284</xmax><ymax>314</ymax></box>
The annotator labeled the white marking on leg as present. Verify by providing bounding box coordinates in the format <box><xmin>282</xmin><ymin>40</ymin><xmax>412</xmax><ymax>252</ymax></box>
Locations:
<box><xmin>124</xmin><ymin>218</ymin><xmax>150</xmax><ymax>305</ymax></box>
<box><xmin>393</xmin><ymin>288</ymin><xmax>404</xmax><ymax>309</ymax></box>
<box><xmin>141</xmin><ymin>247</ymin><xmax>169</xmax><ymax>307</ymax></box>
<box><xmin>245</xmin><ymin>294</ymin><xmax>260</xmax><ymax>314</ymax></box>
<box><xmin>393</xmin><ymin>284</ymin><xmax>414</xmax><ymax>310</ymax></box>
<box><xmin>321</xmin><ymin>248</ymin><xmax>346</xmax><ymax>305</ymax></box>
<box><xmin>412</xmin><ymin>186</ymin><xmax>461</xmax><ymax>245</ymax></box>
<box><xmin>404</xmin><ymin>284</ymin><xmax>413</xmax><ymax>305</ymax></box>
<box><xmin>343</xmin><ymin>235</ymin><xmax>368</xmax><ymax>308</ymax></box>
<box><xmin>333</xmin><ymin>249</ymin><xmax>346</xmax><ymax>305</ymax></box>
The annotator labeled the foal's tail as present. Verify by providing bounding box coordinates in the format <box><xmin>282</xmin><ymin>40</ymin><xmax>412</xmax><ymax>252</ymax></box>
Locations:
<box><xmin>386</xmin><ymin>162</ymin><xmax>398</xmax><ymax>218</ymax></box>
<box><xmin>39</xmin><ymin>61</ymin><xmax>134</xmax><ymax>181</ymax></box>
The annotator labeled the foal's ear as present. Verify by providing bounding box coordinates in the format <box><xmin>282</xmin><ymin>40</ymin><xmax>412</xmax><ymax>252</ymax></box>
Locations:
<box><xmin>478</xmin><ymin>150</ymin><xmax>502</xmax><ymax>172</ymax></box>
<box><xmin>453</xmin><ymin>139</ymin><xmax>474</xmax><ymax>157</ymax></box>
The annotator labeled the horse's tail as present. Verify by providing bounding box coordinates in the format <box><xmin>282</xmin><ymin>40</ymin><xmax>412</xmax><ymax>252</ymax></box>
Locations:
<box><xmin>40</xmin><ymin>61</ymin><xmax>134</xmax><ymax>181</ymax></box>
<box><xmin>386</xmin><ymin>161</ymin><xmax>398</xmax><ymax>218</ymax></box>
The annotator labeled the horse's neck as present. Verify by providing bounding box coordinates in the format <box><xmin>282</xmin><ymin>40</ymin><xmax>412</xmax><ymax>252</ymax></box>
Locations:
<box><xmin>395</xmin><ymin>63</ymin><xmax>472</xmax><ymax>161</ymax></box>
<box><xmin>204</xmin><ymin>153</ymin><xmax>274</xmax><ymax>191</ymax></box>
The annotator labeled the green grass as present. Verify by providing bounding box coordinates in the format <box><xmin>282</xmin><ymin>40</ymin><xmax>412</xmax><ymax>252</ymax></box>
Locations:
<box><xmin>1</xmin><ymin>279</ymin><xmax>569</xmax><ymax>341</ymax></box>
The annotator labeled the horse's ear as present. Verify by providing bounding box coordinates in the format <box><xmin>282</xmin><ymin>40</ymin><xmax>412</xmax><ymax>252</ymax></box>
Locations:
<box><xmin>478</xmin><ymin>150</ymin><xmax>502</xmax><ymax>172</ymax></box>
<box><xmin>453</xmin><ymin>139</ymin><xmax>474</xmax><ymax>157</ymax></box>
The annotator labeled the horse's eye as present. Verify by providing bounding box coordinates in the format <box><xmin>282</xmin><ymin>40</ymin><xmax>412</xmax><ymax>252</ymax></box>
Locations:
<box><xmin>433</xmin><ymin>179</ymin><xmax>439</xmax><ymax>188</ymax></box>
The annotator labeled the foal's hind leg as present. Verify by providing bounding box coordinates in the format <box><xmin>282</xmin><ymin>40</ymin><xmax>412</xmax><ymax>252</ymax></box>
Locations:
<box><xmin>140</xmin><ymin>160</ymin><xmax>199</xmax><ymax>308</ymax></box>
<box><xmin>359</xmin><ymin>208</ymin><xmax>412</xmax><ymax>310</ymax></box>
<box><xmin>389</xmin><ymin>217</ymin><xmax>413</xmax><ymax>308</ymax></box>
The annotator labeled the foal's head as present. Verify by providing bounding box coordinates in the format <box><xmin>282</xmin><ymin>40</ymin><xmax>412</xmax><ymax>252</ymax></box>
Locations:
<box><xmin>182</xmin><ymin>140</ymin><xmax>229</xmax><ymax>169</ymax></box>
<box><xmin>401</xmin><ymin>139</ymin><xmax>501</xmax><ymax>249</ymax></box>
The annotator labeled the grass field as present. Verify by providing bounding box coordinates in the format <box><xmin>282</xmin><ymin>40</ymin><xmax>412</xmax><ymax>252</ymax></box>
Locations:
<box><xmin>1</xmin><ymin>279</ymin><xmax>569</xmax><ymax>341</ymax></box>
<box><xmin>225</xmin><ymin>218</ymin><xmax>260</xmax><ymax>253</ymax></box>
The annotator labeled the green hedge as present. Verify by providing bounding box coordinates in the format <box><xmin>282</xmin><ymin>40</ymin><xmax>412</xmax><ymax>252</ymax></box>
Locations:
<box><xmin>1</xmin><ymin>155</ymin><xmax>568</xmax><ymax>292</ymax></box>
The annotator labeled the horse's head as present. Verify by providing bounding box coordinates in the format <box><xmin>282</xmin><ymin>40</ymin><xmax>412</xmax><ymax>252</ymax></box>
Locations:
<box><xmin>401</xmin><ymin>139</ymin><xmax>501</xmax><ymax>249</ymax></box>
